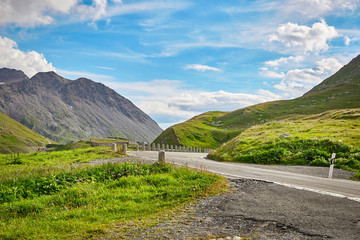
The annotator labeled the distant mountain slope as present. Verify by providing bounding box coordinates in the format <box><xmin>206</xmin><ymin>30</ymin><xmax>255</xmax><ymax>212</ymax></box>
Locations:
<box><xmin>154</xmin><ymin>54</ymin><xmax>360</xmax><ymax>149</ymax></box>
<box><xmin>0</xmin><ymin>70</ymin><xmax>162</xmax><ymax>143</ymax></box>
<box><xmin>0</xmin><ymin>112</ymin><xmax>53</xmax><ymax>154</ymax></box>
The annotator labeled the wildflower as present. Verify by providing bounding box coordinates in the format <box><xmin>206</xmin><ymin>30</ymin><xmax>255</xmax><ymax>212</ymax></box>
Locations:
<box><xmin>50</xmin><ymin>202</ymin><xmax>54</xmax><ymax>206</ymax></box>
<box><xmin>83</xmin><ymin>177</ymin><xmax>86</xmax><ymax>180</ymax></box>
<box><xmin>75</xmin><ymin>180</ymin><xmax>79</xmax><ymax>182</ymax></box>
<box><xmin>135</xmin><ymin>170</ymin><xmax>138</xmax><ymax>173</ymax></box>
<box><xmin>56</xmin><ymin>179</ymin><xmax>60</xmax><ymax>182</ymax></box>
<box><xmin>118</xmin><ymin>173</ymin><xmax>121</xmax><ymax>176</ymax></box>
<box><xmin>70</xmin><ymin>163</ymin><xmax>72</xmax><ymax>165</ymax></box>
<box><xmin>111</xmin><ymin>171</ymin><xmax>115</xmax><ymax>175</ymax></box>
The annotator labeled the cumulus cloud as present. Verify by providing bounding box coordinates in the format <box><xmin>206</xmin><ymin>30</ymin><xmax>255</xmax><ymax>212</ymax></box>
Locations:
<box><xmin>274</xmin><ymin>58</ymin><xmax>343</xmax><ymax>96</ymax></box>
<box><xmin>0</xmin><ymin>0</ymin><xmax>79</xmax><ymax>27</ymax></box>
<box><xmin>76</xmin><ymin>0</ymin><xmax>108</xmax><ymax>22</ymax></box>
<box><xmin>103</xmin><ymin>79</ymin><xmax>281</xmax><ymax>128</ymax></box>
<box><xmin>259</xmin><ymin>68</ymin><xmax>285</xmax><ymax>79</ymax></box>
<box><xmin>184</xmin><ymin>64</ymin><xmax>221</xmax><ymax>72</ymax></box>
<box><xmin>0</xmin><ymin>0</ymin><xmax>188</xmax><ymax>28</ymax></box>
<box><xmin>265</xmin><ymin>56</ymin><xmax>304</xmax><ymax>69</ymax></box>
<box><xmin>269</xmin><ymin>20</ymin><xmax>339</xmax><ymax>53</ymax></box>
<box><xmin>0</xmin><ymin>36</ymin><xmax>55</xmax><ymax>77</ymax></box>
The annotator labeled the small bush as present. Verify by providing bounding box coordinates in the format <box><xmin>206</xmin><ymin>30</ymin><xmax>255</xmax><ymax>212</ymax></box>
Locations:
<box><xmin>234</xmin><ymin>148</ymin><xmax>288</xmax><ymax>164</ymax></box>
<box><xmin>309</xmin><ymin>157</ymin><xmax>330</xmax><ymax>167</ymax></box>
<box><xmin>301</xmin><ymin>149</ymin><xmax>330</xmax><ymax>163</ymax></box>
<box><xmin>351</xmin><ymin>172</ymin><xmax>360</xmax><ymax>181</ymax></box>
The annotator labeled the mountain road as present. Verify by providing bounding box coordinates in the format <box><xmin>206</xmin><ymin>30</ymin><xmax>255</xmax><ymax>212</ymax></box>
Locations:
<box><xmin>129</xmin><ymin>151</ymin><xmax>360</xmax><ymax>200</ymax></box>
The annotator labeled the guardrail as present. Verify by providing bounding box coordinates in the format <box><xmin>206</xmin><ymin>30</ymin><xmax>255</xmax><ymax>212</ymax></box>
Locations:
<box><xmin>110</xmin><ymin>142</ymin><xmax>212</xmax><ymax>153</ymax></box>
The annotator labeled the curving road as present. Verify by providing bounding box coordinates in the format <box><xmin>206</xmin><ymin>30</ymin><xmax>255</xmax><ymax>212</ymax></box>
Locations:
<box><xmin>129</xmin><ymin>151</ymin><xmax>360</xmax><ymax>201</ymax></box>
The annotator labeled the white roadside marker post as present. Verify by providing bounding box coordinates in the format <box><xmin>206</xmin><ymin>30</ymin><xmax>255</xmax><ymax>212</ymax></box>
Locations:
<box><xmin>328</xmin><ymin>153</ymin><xmax>336</xmax><ymax>178</ymax></box>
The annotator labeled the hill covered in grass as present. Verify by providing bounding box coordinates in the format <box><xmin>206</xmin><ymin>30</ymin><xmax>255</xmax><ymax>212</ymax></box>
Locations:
<box><xmin>153</xmin><ymin>55</ymin><xmax>360</xmax><ymax>149</ymax></box>
<box><xmin>208</xmin><ymin>109</ymin><xmax>360</xmax><ymax>176</ymax></box>
<box><xmin>0</xmin><ymin>112</ymin><xmax>53</xmax><ymax>154</ymax></box>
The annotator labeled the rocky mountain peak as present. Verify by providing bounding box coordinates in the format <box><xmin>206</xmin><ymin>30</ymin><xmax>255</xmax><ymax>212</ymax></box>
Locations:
<box><xmin>0</xmin><ymin>68</ymin><xmax>162</xmax><ymax>143</ymax></box>
<box><xmin>0</xmin><ymin>68</ymin><xmax>29</xmax><ymax>84</ymax></box>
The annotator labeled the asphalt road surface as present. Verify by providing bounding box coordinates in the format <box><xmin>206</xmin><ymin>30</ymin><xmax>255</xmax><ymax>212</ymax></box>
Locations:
<box><xmin>120</xmin><ymin>151</ymin><xmax>360</xmax><ymax>239</ymax></box>
<box><xmin>129</xmin><ymin>151</ymin><xmax>360</xmax><ymax>201</ymax></box>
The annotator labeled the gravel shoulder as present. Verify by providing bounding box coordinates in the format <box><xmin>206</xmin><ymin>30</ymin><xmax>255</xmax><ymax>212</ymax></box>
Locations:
<box><xmin>91</xmin><ymin>157</ymin><xmax>360</xmax><ymax>239</ymax></box>
<box><xmin>119</xmin><ymin>178</ymin><xmax>360</xmax><ymax>240</ymax></box>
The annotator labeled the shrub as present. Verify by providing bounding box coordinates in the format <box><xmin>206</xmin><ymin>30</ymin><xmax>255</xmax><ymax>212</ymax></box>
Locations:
<box><xmin>301</xmin><ymin>149</ymin><xmax>330</xmax><ymax>163</ymax></box>
<box><xmin>309</xmin><ymin>157</ymin><xmax>330</xmax><ymax>167</ymax></box>
<box><xmin>234</xmin><ymin>148</ymin><xmax>288</xmax><ymax>164</ymax></box>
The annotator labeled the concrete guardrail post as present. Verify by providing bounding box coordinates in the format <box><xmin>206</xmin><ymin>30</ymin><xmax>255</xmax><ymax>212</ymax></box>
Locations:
<box><xmin>113</xmin><ymin>143</ymin><xmax>117</xmax><ymax>152</ymax></box>
<box><xmin>158</xmin><ymin>150</ymin><xmax>165</xmax><ymax>165</ymax></box>
<box><xmin>142</xmin><ymin>142</ymin><xmax>146</xmax><ymax>151</ymax></box>
<box><xmin>122</xmin><ymin>143</ymin><xmax>127</xmax><ymax>154</ymax></box>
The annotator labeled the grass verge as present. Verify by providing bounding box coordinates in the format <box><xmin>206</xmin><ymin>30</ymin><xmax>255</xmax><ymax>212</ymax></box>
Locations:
<box><xmin>0</xmin><ymin>149</ymin><xmax>227</xmax><ymax>239</ymax></box>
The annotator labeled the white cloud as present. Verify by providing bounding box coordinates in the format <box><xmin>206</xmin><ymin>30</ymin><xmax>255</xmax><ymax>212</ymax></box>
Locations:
<box><xmin>0</xmin><ymin>0</ymin><xmax>189</xmax><ymax>28</ymax></box>
<box><xmin>184</xmin><ymin>64</ymin><xmax>221</xmax><ymax>72</ymax></box>
<box><xmin>259</xmin><ymin>67</ymin><xmax>285</xmax><ymax>79</ymax></box>
<box><xmin>274</xmin><ymin>0</ymin><xmax>359</xmax><ymax>20</ymax></box>
<box><xmin>344</xmin><ymin>36</ymin><xmax>351</xmax><ymax>46</ymax></box>
<box><xmin>0</xmin><ymin>36</ymin><xmax>55</xmax><ymax>77</ymax></box>
<box><xmin>274</xmin><ymin>57</ymin><xmax>343</xmax><ymax>96</ymax></box>
<box><xmin>0</xmin><ymin>0</ymin><xmax>79</xmax><ymax>27</ymax></box>
<box><xmin>265</xmin><ymin>56</ymin><xmax>304</xmax><ymax>69</ymax></box>
<box><xmin>56</xmin><ymin>69</ymin><xmax>114</xmax><ymax>81</ymax></box>
<box><xmin>269</xmin><ymin>20</ymin><xmax>339</xmax><ymax>53</ymax></box>
<box><xmin>76</xmin><ymin>0</ymin><xmax>108</xmax><ymax>22</ymax></box>
<box><xmin>95</xmin><ymin>66</ymin><xmax>115</xmax><ymax>70</ymax></box>
<box><xmin>103</xmin><ymin>79</ymin><xmax>281</xmax><ymax>127</ymax></box>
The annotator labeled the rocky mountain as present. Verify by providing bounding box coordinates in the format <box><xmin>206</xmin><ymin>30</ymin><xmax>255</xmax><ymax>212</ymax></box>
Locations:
<box><xmin>0</xmin><ymin>68</ymin><xmax>29</xmax><ymax>84</ymax></box>
<box><xmin>0</xmin><ymin>68</ymin><xmax>162</xmax><ymax>143</ymax></box>
<box><xmin>153</xmin><ymin>54</ymin><xmax>360</xmax><ymax>149</ymax></box>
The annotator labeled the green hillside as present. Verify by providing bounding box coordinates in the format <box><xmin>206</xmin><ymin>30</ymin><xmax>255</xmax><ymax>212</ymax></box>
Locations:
<box><xmin>208</xmin><ymin>109</ymin><xmax>360</xmax><ymax>160</ymax></box>
<box><xmin>153</xmin><ymin>55</ymin><xmax>360</xmax><ymax>149</ymax></box>
<box><xmin>0</xmin><ymin>112</ymin><xmax>53</xmax><ymax>154</ymax></box>
<box><xmin>208</xmin><ymin>109</ymin><xmax>360</xmax><ymax>178</ymax></box>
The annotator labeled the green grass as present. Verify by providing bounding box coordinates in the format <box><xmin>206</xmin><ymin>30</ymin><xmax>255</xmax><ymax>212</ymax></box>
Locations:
<box><xmin>0</xmin><ymin>147</ymin><xmax>125</xmax><ymax>182</ymax></box>
<box><xmin>0</xmin><ymin>148</ymin><xmax>227</xmax><ymax>239</ymax></box>
<box><xmin>208</xmin><ymin>109</ymin><xmax>360</xmax><ymax>178</ymax></box>
<box><xmin>0</xmin><ymin>112</ymin><xmax>54</xmax><ymax>154</ymax></box>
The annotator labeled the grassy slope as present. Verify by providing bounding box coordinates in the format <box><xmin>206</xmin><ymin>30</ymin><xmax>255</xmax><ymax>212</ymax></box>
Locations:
<box><xmin>209</xmin><ymin>109</ymin><xmax>360</xmax><ymax>159</ymax></box>
<box><xmin>0</xmin><ymin>112</ymin><xmax>54</xmax><ymax>154</ymax></box>
<box><xmin>207</xmin><ymin>109</ymin><xmax>360</xmax><ymax>179</ymax></box>
<box><xmin>0</xmin><ymin>148</ymin><xmax>227</xmax><ymax>239</ymax></box>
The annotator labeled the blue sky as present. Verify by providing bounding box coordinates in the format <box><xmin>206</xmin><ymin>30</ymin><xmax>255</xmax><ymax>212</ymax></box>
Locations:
<box><xmin>0</xmin><ymin>0</ymin><xmax>359</xmax><ymax>129</ymax></box>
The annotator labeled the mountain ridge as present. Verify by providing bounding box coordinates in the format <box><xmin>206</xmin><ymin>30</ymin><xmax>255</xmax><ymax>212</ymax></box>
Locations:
<box><xmin>0</xmin><ymin>69</ymin><xmax>162</xmax><ymax>143</ymax></box>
